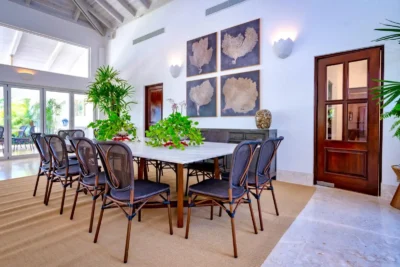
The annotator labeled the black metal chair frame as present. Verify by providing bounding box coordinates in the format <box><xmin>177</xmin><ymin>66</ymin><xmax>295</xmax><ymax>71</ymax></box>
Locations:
<box><xmin>69</xmin><ymin>137</ymin><xmax>106</xmax><ymax>233</ymax></box>
<box><xmin>94</xmin><ymin>141</ymin><xmax>173</xmax><ymax>263</ymax></box>
<box><xmin>31</xmin><ymin>133</ymin><xmax>53</xmax><ymax>204</ymax></box>
<box><xmin>185</xmin><ymin>140</ymin><xmax>260</xmax><ymax>258</ymax></box>
<box><xmin>248</xmin><ymin>137</ymin><xmax>284</xmax><ymax>231</ymax></box>
<box><xmin>44</xmin><ymin>134</ymin><xmax>80</xmax><ymax>214</ymax></box>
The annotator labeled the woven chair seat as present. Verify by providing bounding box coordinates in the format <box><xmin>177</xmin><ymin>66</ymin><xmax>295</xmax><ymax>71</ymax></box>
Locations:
<box><xmin>54</xmin><ymin>164</ymin><xmax>80</xmax><ymax>177</ymax></box>
<box><xmin>82</xmin><ymin>172</ymin><xmax>106</xmax><ymax>186</ymax></box>
<box><xmin>110</xmin><ymin>180</ymin><xmax>170</xmax><ymax>201</ymax></box>
<box><xmin>188</xmin><ymin>179</ymin><xmax>246</xmax><ymax>199</ymax></box>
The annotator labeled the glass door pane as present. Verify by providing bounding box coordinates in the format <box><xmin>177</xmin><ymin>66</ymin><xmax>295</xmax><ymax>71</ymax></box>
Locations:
<box><xmin>0</xmin><ymin>87</ymin><xmax>5</xmax><ymax>158</ymax></box>
<box><xmin>45</xmin><ymin>91</ymin><xmax>70</xmax><ymax>134</ymax></box>
<box><xmin>10</xmin><ymin>87</ymin><xmax>41</xmax><ymax>157</ymax></box>
<box><xmin>74</xmin><ymin>94</ymin><xmax>94</xmax><ymax>138</ymax></box>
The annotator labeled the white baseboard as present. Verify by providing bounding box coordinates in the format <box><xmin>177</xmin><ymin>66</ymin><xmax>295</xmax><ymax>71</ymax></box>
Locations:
<box><xmin>276</xmin><ymin>170</ymin><xmax>314</xmax><ymax>186</ymax></box>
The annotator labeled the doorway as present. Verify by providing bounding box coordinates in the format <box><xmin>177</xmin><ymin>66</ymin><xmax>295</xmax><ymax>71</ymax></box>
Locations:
<box><xmin>314</xmin><ymin>46</ymin><xmax>383</xmax><ymax>196</ymax></box>
<box><xmin>145</xmin><ymin>83</ymin><xmax>163</xmax><ymax>133</ymax></box>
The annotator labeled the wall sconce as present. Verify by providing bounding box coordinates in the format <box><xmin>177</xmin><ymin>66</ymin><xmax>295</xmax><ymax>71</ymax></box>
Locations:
<box><xmin>169</xmin><ymin>64</ymin><xmax>182</xmax><ymax>78</ymax></box>
<box><xmin>273</xmin><ymin>38</ymin><xmax>294</xmax><ymax>59</ymax></box>
<box><xmin>17</xmin><ymin>69</ymin><xmax>35</xmax><ymax>81</ymax></box>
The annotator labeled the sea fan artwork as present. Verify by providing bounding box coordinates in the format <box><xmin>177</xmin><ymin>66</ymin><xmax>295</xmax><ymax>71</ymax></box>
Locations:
<box><xmin>220</xmin><ymin>19</ymin><xmax>260</xmax><ymax>71</ymax></box>
<box><xmin>221</xmin><ymin>70</ymin><xmax>260</xmax><ymax>116</ymax></box>
<box><xmin>187</xmin><ymin>33</ymin><xmax>217</xmax><ymax>77</ymax></box>
<box><xmin>222</xmin><ymin>27</ymin><xmax>258</xmax><ymax>64</ymax></box>
<box><xmin>189</xmin><ymin>37</ymin><xmax>213</xmax><ymax>74</ymax></box>
<box><xmin>189</xmin><ymin>80</ymin><xmax>214</xmax><ymax>116</ymax></box>
<box><xmin>186</xmin><ymin>77</ymin><xmax>217</xmax><ymax>117</ymax></box>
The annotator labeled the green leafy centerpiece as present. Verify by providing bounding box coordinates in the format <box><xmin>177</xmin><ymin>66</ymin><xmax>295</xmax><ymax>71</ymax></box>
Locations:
<box><xmin>86</xmin><ymin>66</ymin><xmax>137</xmax><ymax>141</ymax></box>
<box><xmin>145</xmin><ymin>100</ymin><xmax>204</xmax><ymax>150</ymax></box>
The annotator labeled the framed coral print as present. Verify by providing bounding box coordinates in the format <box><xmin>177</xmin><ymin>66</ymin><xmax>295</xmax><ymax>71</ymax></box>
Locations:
<box><xmin>187</xmin><ymin>32</ymin><xmax>217</xmax><ymax>77</ymax></box>
<box><xmin>220</xmin><ymin>19</ymin><xmax>260</xmax><ymax>71</ymax></box>
<box><xmin>186</xmin><ymin>77</ymin><xmax>217</xmax><ymax>117</ymax></box>
<box><xmin>220</xmin><ymin>70</ymin><xmax>260</xmax><ymax>116</ymax></box>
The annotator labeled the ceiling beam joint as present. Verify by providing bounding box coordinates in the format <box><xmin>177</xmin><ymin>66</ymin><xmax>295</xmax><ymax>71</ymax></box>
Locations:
<box><xmin>45</xmin><ymin>42</ymin><xmax>64</xmax><ymax>71</ymax></box>
<box><xmin>116</xmin><ymin>0</ymin><xmax>137</xmax><ymax>16</ymax></box>
<box><xmin>140</xmin><ymin>0</ymin><xmax>151</xmax><ymax>9</ymax></box>
<box><xmin>94</xmin><ymin>0</ymin><xmax>124</xmax><ymax>23</ymax></box>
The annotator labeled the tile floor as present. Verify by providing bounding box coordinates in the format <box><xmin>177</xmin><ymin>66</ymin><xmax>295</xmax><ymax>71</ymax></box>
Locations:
<box><xmin>1</xmin><ymin>158</ymin><xmax>399</xmax><ymax>267</ymax></box>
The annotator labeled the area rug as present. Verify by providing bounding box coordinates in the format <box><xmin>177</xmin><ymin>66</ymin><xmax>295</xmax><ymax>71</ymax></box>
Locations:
<box><xmin>0</xmin><ymin>168</ymin><xmax>315</xmax><ymax>267</ymax></box>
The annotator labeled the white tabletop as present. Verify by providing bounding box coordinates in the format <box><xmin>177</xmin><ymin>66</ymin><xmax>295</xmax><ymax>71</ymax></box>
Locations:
<box><xmin>124</xmin><ymin>141</ymin><xmax>237</xmax><ymax>164</ymax></box>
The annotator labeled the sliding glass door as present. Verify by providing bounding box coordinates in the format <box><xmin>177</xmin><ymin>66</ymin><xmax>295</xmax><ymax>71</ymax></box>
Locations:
<box><xmin>45</xmin><ymin>91</ymin><xmax>70</xmax><ymax>134</ymax></box>
<box><xmin>0</xmin><ymin>84</ymin><xmax>96</xmax><ymax>160</ymax></box>
<box><xmin>10</xmin><ymin>87</ymin><xmax>41</xmax><ymax>157</ymax></box>
<box><xmin>74</xmin><ymin>94</ymin><xmax>94</xmax><ymax>138</ymax></box>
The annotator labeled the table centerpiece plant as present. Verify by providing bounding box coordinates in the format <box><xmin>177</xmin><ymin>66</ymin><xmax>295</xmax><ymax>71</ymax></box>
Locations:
<box><xmin>86</xmin><ymin>65</ymin><xmax>138</xmax><ymax>141</ymax></box>
<box><xmin>145</xmin><ymin>100</ymin><xmax>203</xmax><ymax>150</ymax></box>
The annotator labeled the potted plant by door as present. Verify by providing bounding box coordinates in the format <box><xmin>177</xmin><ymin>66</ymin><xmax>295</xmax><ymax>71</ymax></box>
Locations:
<box><xmin>86</xmin><ymin>66</ymin><xmax>138</xmax><ymax>141</ymax></box>
<box><xmin>371</xmin><ymin>20</ymin><xmax>400</xmax><ymax>209</ymax></box>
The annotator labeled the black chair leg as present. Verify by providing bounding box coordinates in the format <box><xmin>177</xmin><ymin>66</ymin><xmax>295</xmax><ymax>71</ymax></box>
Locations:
<box><xmin>185</xmin><ymin>195</ymin><xmax>192</xmax><ymax>239</ymax></box>
<box><xmin>33</xmin><ymin>168</ymin><xmax>41</xmax><ymax>196</ymax></box>
<box><xmin>219</xmin><ymin>207</ymin><xmax>222</xmax><ymax>217</ymax></box>
<box><xmin>94</xmin><ymin>196</ymin><xmax>107</xmax><ymax>243</ymax></box>
<box><xmin>247</xmin><ymin>192</ymin><xmax>258</xmax><ymax>234</ymax></box>
<box><xmin>229</xmin><ymin>203</ymin><xmax>238</xmax><ymax>258</ymax></box>
<box><xmin>271</xmin><ymin>187</ymin><xmax>279</xmax><ymax>216</ymax></box>
<box><xmin>185</xmin><ymin>168</ymin><xmax>190</xmax><ymax>196</ymax></box>
<box><xmin>70</xmin><ymin>182</ymin><xmax>81</xmax><ymax>220</ymax></box>
<box><xmin>124</xmin><ymin>211</ymin><xmax>133</xmax><ymax>263</ymax></box>
<box><xmin>210</xmin><ymin>205</ymin><xmax>214</xmax><ymax>220</ymax></box>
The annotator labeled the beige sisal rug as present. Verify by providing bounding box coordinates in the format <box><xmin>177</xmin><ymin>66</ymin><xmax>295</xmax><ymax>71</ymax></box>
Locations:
<box><xmin>0</xmin><ymin>168</ymin><xmax>315</xmax><ymax>267</ymax></box>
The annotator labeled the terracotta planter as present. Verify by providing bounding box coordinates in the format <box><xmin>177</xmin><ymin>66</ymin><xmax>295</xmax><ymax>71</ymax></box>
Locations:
<box><xmin>390</xmin><ymin>165</ymin><xmax>400</xmax><ymax>210</ymax></box>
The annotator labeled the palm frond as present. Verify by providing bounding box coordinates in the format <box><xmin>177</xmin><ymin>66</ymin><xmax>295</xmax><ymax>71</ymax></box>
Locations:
<box><xmin>373</xmin><ymin>19</ymin><xmax>400</xmax><ymax>43</ymax></box>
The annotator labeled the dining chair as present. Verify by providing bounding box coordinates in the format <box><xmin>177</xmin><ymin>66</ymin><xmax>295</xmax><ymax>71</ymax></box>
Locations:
<box><xmin>31</xmin><ymin>133</ymin><xmax>53</xmax><ymax>204</ymax></box>
<box><xmin>185</xmin><ymin>140</ymin><xmax>260</xmax><ymax>258</ymax></box>
<box><xmin>248</xmin><ymin>137</ymin><xmax>283</xmax><ymax>230</ymax></box>
<box><xmin>185</xmin><ymin>130</ymin><xmax>230</xmax><ymax>195</ymax></box>
<box><xmin>94</xmin><ymin>141</ymin><xmax>173</xmax><ymax>263</ymax></box>
<box><xmin>220</xmin><ymin>137</ymin><xmax>284</xmax><ymax>230</ymax></box>
<box><xmin>44</xmin><ymin>134</ymin><xmax>80</xmax><ymax>214</ymax></box>
<box><xmin>58</xmin><ymin>129</ymin><xmax>85</xmax><ymax>159</ymax></box>
<box><xmin>69</xmin><ymin>137</ymin><xmax>106</xmax><ymax>233</ymax></box>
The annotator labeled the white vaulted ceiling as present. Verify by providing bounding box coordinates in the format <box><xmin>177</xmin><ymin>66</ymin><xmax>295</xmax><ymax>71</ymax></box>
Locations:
<box><xmin>8</xmin><ymin>0</ymin><xmax>172</xmax><ymax>37</ymax></box>
<box><xmin>0</xmin><ymin>24</ymin><xmax>89</xmax><ymax>77</ymax></box>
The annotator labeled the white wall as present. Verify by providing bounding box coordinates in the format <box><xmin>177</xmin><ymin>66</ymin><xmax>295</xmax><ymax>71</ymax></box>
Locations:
<box><xmin>0</xmin><ymin>1</ymin><xmax>106</xmax><ymax>90</ymax></box>
<box><xmin>107</xmin><ymin>0</ymin><xmax>400</xmax><ymax>186</ymax></box>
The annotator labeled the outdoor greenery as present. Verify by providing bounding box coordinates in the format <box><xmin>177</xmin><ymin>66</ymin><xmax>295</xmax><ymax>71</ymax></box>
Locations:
<box><xmin>86</xmin><ymin>66</ymin><xmax>137</xmax><ymax>141</ymax></box>
<box><xmin>145</xmin><ymin>112</ymin><xmax>204</xmax><ymax>150</ymax></box>
<box><xmin>371</xmin><ymin>20</ymin><xmax>400</xmax><ymax>138</ymax></box>
<box><xmin>0</xmin><ymin>98</ymin><xmax>62</xmax><ymax>136</ymax></box>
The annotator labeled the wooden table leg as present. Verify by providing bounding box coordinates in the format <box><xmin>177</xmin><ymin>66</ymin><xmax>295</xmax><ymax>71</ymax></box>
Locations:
<box><xmin>214</xmin><ymin>157</ymin><xmax>220</xmax><ymax>179</ymax></box>
<box><xmin>138</xmin><ymin>158</ymin><xmax>145</xmax><ymax>180</ymax></box>
<box><xmin>177</xmin><ymin>164</ymin><xmax>184</xmax><ymax>228</ymax></box>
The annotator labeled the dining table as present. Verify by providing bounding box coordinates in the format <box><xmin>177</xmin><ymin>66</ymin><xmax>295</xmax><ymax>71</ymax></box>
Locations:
<box><xmin>124</xmin><ymin>140</ymin><xmax>237</xmax><ymax>228</ymax></box>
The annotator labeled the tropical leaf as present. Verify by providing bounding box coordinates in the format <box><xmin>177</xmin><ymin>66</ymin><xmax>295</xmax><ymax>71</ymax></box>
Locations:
<box><xmin>373</xmin><ymin>19</ymin><xmax>400</xmax><ymax>43</ymax></box>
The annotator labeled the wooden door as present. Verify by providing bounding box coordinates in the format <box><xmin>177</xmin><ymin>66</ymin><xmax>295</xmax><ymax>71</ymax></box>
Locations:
<box><xmin>145</xmin><ymin>84</ymin><xmax>163</xmax><ymax>132</ymax></box>
<box><xmin>315</xmin><ymin>46</ymin><xmax>382</xmax><ymax>196</ymax></box>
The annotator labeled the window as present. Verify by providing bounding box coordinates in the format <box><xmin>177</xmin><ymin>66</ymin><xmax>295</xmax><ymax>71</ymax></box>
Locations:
<box><xmin>0</xmin><ymin>24</ymin><xmax>89</xmax><ymax>78</ymax></box>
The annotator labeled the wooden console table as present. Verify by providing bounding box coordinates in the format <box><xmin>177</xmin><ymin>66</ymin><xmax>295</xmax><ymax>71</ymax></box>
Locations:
<box><xmin>200</xmin><ymin>128</ymin><xmax>278</xmax><ymax>179</ymax></box>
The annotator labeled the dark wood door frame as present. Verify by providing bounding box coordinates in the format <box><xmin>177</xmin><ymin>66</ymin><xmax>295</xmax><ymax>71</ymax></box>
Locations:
<box><xmin>313</xmin><ymin>45</ymin><xmax>384</xmax><ymax>195</ymax></box>
<box><xmin>145</xmin><ymin>83</ymin><xmax>163</xmax><ymax>133</ymax></box>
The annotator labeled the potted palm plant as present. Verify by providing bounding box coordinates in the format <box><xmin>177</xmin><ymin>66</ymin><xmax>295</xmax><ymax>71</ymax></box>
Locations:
<box><xmin>87</xmin><ymin>66</ymin><xmax>137</xmax><ymax>141</ymax></box>
<box><xmin>371</xmin><ymin>20</ymin><xmax>400</xmax><ymax>209</ymax></box>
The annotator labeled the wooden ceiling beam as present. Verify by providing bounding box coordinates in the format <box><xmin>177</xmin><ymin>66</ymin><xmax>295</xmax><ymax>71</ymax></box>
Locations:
<box><xmin>140</xmin><ymin>0</ymin><xmax>151</xmax><ymax>9</ymax></box>
<box><xmin>72</xmin><ymin>0</ymin><xmax>106</xmax><ymax>36</ymax></box>
<box><xmin>88</xmin><ymin>7</ymin><xmax>113</xmax><ymax>29</ymax></box>
<box><xmin>116</xmin><ymin>0</ymin><xmax>137</xmax><ymax>16</ymax></box>
<box><xmin>45</xmin><ymin>42</ymin><xmax>64</xmax><ymax>70</ymax></box>
<box><xmin>94</xmin><ymin>0</ymin><xmax>124</xmax><ymax>24</ymax></box>
<box><xmin>8</xmin><ymin>30</ymin><xmax>23</xmax><ymax>65</ymax></box>
<box><xmin>73</xmin><ymin>8</ymin><xmax>81</xmax><ymax>21</ymax></box>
